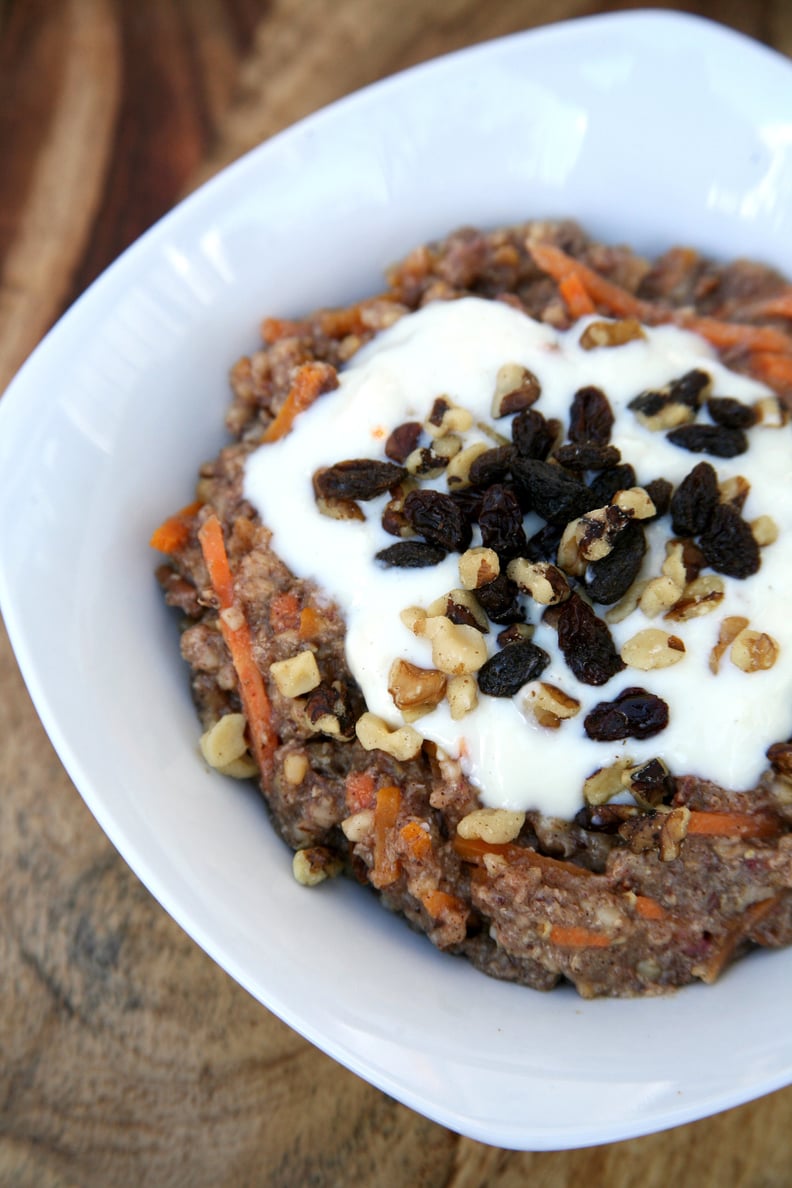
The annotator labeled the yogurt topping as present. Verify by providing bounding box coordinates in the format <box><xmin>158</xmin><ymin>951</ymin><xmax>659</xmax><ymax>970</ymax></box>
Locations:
<box><xmin>244</xmin><ymin>297</ymin><xmax>792</xmax><ymax>819</ymax></box>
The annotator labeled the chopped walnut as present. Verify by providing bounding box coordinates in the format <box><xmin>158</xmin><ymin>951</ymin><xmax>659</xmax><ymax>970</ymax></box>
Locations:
<box><xmin>445</xmin><ymin>441</ymin><xmax>491</xmax><ymax>490</ymax></box>
<box><xmin>458</xmin><ymin>547</ymin><xmax>500</xmax><ymax>590</ymax></box>
<box><xmin>709</xmin><ymin>616</ymin><xmax>750</xmax><ymax>674</ymax></box>
<box><xmin>422</xmin><ymin>615</ymin><xmax>489</xmax><ymax>674</ymax></box>
<box><xmin>388</xmin><ymin>658</ymin><xmax>447</xmax><ymax>713</ymax></box>
<box><xmin>583</xmin><ymin>758</ymin><xmax>634</xmax><ymax>806</ymax></box>
<box><xmin>621</xmin><ymin>628</ymin><xmax>685</xmax><ymax>670</ymax></box>
<box><xmin>423</xmin><ymin>396</ymin><xmax>473</xmax><ymax>438</ymax></box>
<box><xmin>355</xmin><ymin>712</ymin><xmax>423</xmax><ymax>760</ymax></box>
<box><xmin>446</xmin><ymin>673</ymin><xmax>479</xmax><ymax>720</ymax></box>
<box><xmin>292</xmin><ymin>847</ymin><xmax>343</xmax><ymax>887</ymax></box>
<box><xmin>524</xmin><ymin>681</ymin><xmax>580</xmax><ymax>729</ymax></box>
<box><xmin>457</xmin><ymin>807</ymin><xmax>525</xmax><ymax>844</ymax></box>
<box><xmin>579</xmin><ymin>318</ymin><xmax>646</xmax><ymax>350</ymax></box>
<box><xmin>490</xmin><ymin>363</ymin><xmax>541</xmax><ymax>418</ymax></box>
<box><xmin>663</xmin><ymin>574</ymin><xmax>725</xmax><ymax>621</ymax></box>
<box><xmin>751</xmin><ymin>515</ymin><xmax>779</xmax><ymax>547</ymax></box>
<box><xmin>639</xmin><ymin>575</ymin><xmax>684</xmax><ymax>618</ymax></box>
<box><xmin>730</xmin><ymin>628</ymin><xmax>780</xmax><ymax>673</ymax></box>
<box><xmin>269</xmin><ymin>650</ymin><xmax>321</xmax><ymax>697</ymax></box>
<box><xmin>506</xmin><ymin>558</ymin><xmax>570</xmax><ymax>605</ymax></box>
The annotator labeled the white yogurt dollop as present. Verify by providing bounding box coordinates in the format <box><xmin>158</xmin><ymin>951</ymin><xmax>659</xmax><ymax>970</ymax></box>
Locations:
<box><xmin>244</xmin><ymin>297</ymin><xmax>792</xmax><ymax>819</ymax></box>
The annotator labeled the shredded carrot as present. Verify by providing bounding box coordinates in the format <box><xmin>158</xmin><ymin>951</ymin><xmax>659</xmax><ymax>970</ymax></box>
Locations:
<box><xmin>198</xmin><ymin>515</ymin><xmax>277</xmax><ymax>776</ymax></box>
<box><xmin>530</xmin><ymin>241</ymin><xmax>792</xmax><ymax>357</ymax></box>
<box><xmin>745</xmin><ymin>350</ymin><xmax>792</xmax><ymax>398</ymax></box>
<box><xmin>269</xmin><ymin>591</ymin><xmax>301</xmax><ymax>633</ymax></box>
<box><xmin>558</xmin><ymin>271</ymin><xmax>596</xmax><ymax>318</ymax></box>
<box><xmin>399</xmin><ymin>820</ymin><xmax>432</xmax><ymax>860</ymax></box>
<box><xmin>421</xmin><ymin>889</ymin><xmax>466</xmax><ymax>919</ymax></box>
<box><xmin>298</xmin><ymin>606</ymin><xmax>323</xmax><ymax>640</ymax></box>
<box><xmin>149</xmin><ymin>500</ymin><xmax>203</xmax><ymax>553</ymax></box>
<box><xmin>345</xmin><ymin>771</ymin><xmax>376</xmax><ymax>813</ymax></box>
<box><xmin>699</xmin><ymin>895</ymin><xmax>781</xmax><ymax>984</ymax></box>
<box><xmin>530</xmin><ymin>241</ymin><xmax>652</xmax><ymax>320</ymax></box>
<box><xmin>261</xmin><ymin>362</ymin><xmax>337</xmax><ymax>443</ymax></box>
<box><xmin>739</xmin><ymin>290</ymin><xmax>792</xmax><ymax>322</ymax></box>
<box><xmin>452</xmin><ymin>835</ymin><xmax>597</xmax><ymax>878</ymax></box>
<box><xmin>634</xmin><ymin>895</ymin><xmax>667</xmax><ymax>922</ymax></box>
<box><xmin>673</xmin><ymin>312</ymin><xmax>792</xmax><ymax>355</ymax></box>
<box><xmin>687</xmin><ymin>810</ymin><xmax>781</xmax><ymax>840</ymax></box>
<box><xmin>549</xmin><ymin>924</ymin><xmax>612</xmax><ymax>949</ymax></box>
<box><xmin>373</xmin><ymin>785</ymin><xmax>401</xmax><ymax>886</ymax></box>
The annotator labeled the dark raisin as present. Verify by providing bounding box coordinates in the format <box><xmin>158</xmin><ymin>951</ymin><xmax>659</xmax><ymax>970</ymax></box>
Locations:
<box><xmin>669</xmin><ymin>461</ymin><xmax>719</xmax><ymax>536</ymax></box>
<box><xmin>584</xmin><ymin>687</ymin><xmax>669</xmax><ymax>741</ymax></box>
<box><xmin>477</xmin><ymin>640</ymin><xmax>550</xmax><ymax>697</ymax></box>
<box><xmin>668</xmin><ymin>369</ymin><xmax>711</xmax><ymax>408</ymax></box>
<box><xmin>555</xmin><ymin>593</ymin><xmax>625</xmax><ymax>685</ymax></box>
<box><xmin>511</xmin><ymin>457</ymin><xmax>595</xmax><ymax>525</ymax></box>
<box><xmin>585</xmin><ymin>521</ymin><xmax>646</xmax><ymax>605</ymax></box>
<box><xmin>315</xmin><ymin>459</ymin><xmax>406</xmax><ymax>500</ymax></box>
<box><xmin>706</xmin><ymin>396</ymin><xmax>757</xmax><ymax>429</ymax></box>
<box><xmin>666</xmin><ymin>423</ymin><xmax>748</xmax><ymax>457</ymax></box>
<box><xmin>450</xmin><ymin>488</ymin><xmax>484</xmax><ymax>525</ymax></box>
<box><xmin>384</xmin><ymin>421</ymin><xmax>422</xmax><ymax>462</ymax></box>
<box><xmin>511</xmin><ymin>409</ymin><xmax>556</xmax><ymax>459</ymax></box>
<box><xmin>478</xmin><ymin>484</ymin><xmax>527</xmax><ymax>560</ymax></box>
<box><xmin>554</xmin><ymin>443</ymin><xmax>621</xmax><ymax>471</ymax></box>
<box><xmin>569</xmin><ymin>386</ymin><xmax>614</xmax><ymax>444</ymax></box>
<box><xmin>588</xmin><ymin>463</ymin><xmax>637</xmax><ymax>506</ymax></box>
<box><xmin>698</xmin><ymin>503</ymin><xmax>760</xmax><ymax>578</ymax></box>
<box><xmin>403</xmin><ymin>489</ymin><xmax>472</xmax><ymax>553</ymax></box>
<box><xmin>375</xmin><ymin>541</ymin><xmax>447</xmax><ymax>568</ymax></box>
<box><xmin>468</xmin><ymin>445</ymin><xmax>515</xmax><ymax>488</ymax></box>
<box><xmin>525</xmin><ymin>522</ymin><xmax>564</xmax><ymax>563</ymax></box>
<box><xmin>643</xmin><ymin>478</ymin><xmax>673</xmax><ymax>519</ymax></box>
<box><xmin>474</xmin><ymin>574</ymin><xmax>525</xmax><ymax>624</ymax></box>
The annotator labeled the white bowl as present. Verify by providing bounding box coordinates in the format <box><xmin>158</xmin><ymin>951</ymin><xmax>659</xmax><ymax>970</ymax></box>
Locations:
<box><xmin>2</xmin><ymin>11</ymin><xmax>792</xmax><ymax>1150</ymax></box>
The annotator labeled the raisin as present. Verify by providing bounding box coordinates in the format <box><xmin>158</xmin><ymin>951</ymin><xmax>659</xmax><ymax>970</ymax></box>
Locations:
<box><xmin>698</xmin><ymin>503</ymin><xmax>760</xmax><ymax>578</ymax></box>
<box><xmin>478</xmin><ymin>484</ymin><xmax>527</xmax><ymax>560</ymax></box>
<box><xmin>511</xmin><ymin>457</ymin><xmax>595</xmax><ymax>525</ymax></box>
<box><xmin>474</xmin><ymin>573</ymin><xmax>525</xmax><ymax>624</ymax></box>
<box><xmin>477</xmin><ymin>640</ymin><xmax>550</xmax><ymax>697</ymax></box>
<box><xmin>375</xmin><ymin>540</ymin><xmax>447</xmax><ymax>568</ymax></box>
<box><xmin>584</xmin><ymin>687</ymin><xmax>669</xmax><ymax>741</ymax></box>
<box><xmin>525</xmin><ymin>522</ymin><xmax>564</xmax><ymax>563</ymax></box>
<box><xmin>668</xmin><ymin>369</ymin><xmax>711</xmax><ymax>408</ymax></box>
<box><xmin>511</xmin><ymin>409</ymin><xmax>556</xmax><ymax>459</ymax></box>
<box><xmin>569</xmin><ymin>386</ymin><xmax>614</xmax><ymax>444</ymax></box>
<box><xmin>553</xmin><ymin>443</ymin><xmax>621</xmax><ymax>471</ymax></box>
<box><xmin>585</xmin><ymin>521</ymin><xmax>646</xmax><ymax>605</ymax></box>
<box><xmin>642</xmin><ymin>478</ymin><xmax>673</xmax><ymax>519</ymax></box>
<box><xmin>666</xmin><ymin>423</ymin><xmax>748</xmax><ymax>457</ymax></box>
<box><xmin>588</xmin><ymin>463</ymin><xmax>637</xmax><ymax>506</ymax></box>
<box><xmin>403</xmin><ymin>489</ymin><xmax>472</xmax><ymax>553</ymax></box>
<box><xmin>669</xmin><ymin>461</ymin><xmax>719</xmax><ymax>536</ymax></box>
<box><xmin>384</xmin><ymin>421</ymin><xmax>422</xmax><ymax>462</ymax></box>
<box><xmin>555</xmin><ymin>594</ymin><xmax>625</xmax><ymax>685</ymax></box>
<box><xmin>315</xmin><ymin>459</ymin><xmax>406</xmax><ymax>500</ymax></box>
<box><xmin>468</xmin><ymin>445</ymin><xmax>515</xmax><ymax>488</ymax></box>
<box><xmin>706</xmin><ymin>396</ymin><xmax>757</xmax><ymax>429</ymax></box>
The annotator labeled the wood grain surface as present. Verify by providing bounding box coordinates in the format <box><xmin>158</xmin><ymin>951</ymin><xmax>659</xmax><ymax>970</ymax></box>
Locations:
<box><xmin>2</xmin><ymin>2</ymin><xmax>792</xmax><ymax>1184</ymax></box>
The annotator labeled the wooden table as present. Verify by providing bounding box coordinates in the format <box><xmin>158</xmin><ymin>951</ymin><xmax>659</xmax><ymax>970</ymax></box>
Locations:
<box><xmin>2</xmin><ymin>2</ymin><xmax>792</xmax><ymax>1183</ymax></box>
